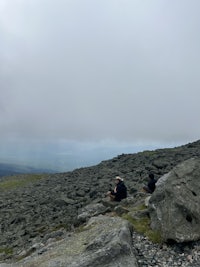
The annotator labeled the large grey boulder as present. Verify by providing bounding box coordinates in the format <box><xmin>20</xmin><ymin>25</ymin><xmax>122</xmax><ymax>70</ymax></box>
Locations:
<box><xmin>9</xmin><ymin>215</ymin><xmax>138</xmax><ymax>267</ymax></box>
<box><xmin>149</xmin><ymin>158</ymin><xmax>200</xmax><ymax>243</ymax></box>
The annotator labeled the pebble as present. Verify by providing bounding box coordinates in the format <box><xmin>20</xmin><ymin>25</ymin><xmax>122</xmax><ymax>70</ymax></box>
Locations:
<box><xmin>132</xmin><ymin>231</ymin><xmax>200</xmax><ymax>267</ymax></box>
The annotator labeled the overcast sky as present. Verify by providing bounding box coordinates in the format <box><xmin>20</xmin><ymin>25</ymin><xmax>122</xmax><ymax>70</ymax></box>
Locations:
<box><xmin>0</xmin><ymin>0</ymin><xmax>200</xmax><ymax>170</ymax></box>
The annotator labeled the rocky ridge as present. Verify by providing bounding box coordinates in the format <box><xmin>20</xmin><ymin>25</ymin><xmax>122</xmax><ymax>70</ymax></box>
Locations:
<box><xmin>0</xmin><ymin>140</ymin><xmax>200</xmax><ymax>265</ymax></box>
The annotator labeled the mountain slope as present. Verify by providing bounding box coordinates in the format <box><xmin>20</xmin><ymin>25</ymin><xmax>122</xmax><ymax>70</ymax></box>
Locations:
<box><xmin>0</xmin><ymin>139</ymin><xmax>200</xmax><ymax>262</ymax></box>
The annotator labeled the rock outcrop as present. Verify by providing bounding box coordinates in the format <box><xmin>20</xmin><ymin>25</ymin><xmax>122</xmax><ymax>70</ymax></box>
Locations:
<box><xmin>149</xmin><ymin>157</ymin><xmax>200</xmax><ymax>242</ymax></box>
<box><xmin>8</xmin><ymin>215</ymin><xmax>138</xmax><ymax>267</ymax></box>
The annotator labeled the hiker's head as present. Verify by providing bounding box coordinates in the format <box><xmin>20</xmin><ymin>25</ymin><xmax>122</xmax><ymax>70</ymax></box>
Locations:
<box><xmin>149</xmin><ymin>173</ymin><xmax>154</xmax><ymax>180</ymax></box>
<box><xmin>115</xmin><ymin>176</ymin><xmax>123</xmax><ymax>183</ymax></box>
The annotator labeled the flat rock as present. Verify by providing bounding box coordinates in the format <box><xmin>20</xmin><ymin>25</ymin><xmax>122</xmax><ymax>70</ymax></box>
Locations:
<box><xmin>77</xmin><ymin>203</ymin><xmax>110</xmax><ymax>223</ymax></box>
<box><xmin>9</xmin><ymin>215</ymin><xmax>138</xmax><ymax>267</ymax></box>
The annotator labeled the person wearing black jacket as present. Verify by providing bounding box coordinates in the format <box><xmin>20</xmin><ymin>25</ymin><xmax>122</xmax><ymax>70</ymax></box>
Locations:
<box><xmin>143</xmin><ymin>173</ymin><xmax>157</xmax><ymax>194</ymax></box>
<box><xmin>107</xmin><ymin>176</ymin><xmax>127</xmax><ymax>202</ymax></box>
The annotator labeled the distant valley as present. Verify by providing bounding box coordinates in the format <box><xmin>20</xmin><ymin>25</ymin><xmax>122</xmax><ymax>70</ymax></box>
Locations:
<box><xmin>0</xmin><ymin>162</ymin><xmax>55</xmax><ymax>177</ymax></box>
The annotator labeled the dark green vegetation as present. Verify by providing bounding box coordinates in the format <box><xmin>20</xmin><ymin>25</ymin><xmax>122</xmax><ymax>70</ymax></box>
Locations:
<box><xmin>0</xmin><ymin>174</ymin><xmax>46</xmax><ymax>190</ymax></box>
<box><xmin>123</xmin><ymin>210</ymin><xmax>162</xmax><ymax>243</ymax></box>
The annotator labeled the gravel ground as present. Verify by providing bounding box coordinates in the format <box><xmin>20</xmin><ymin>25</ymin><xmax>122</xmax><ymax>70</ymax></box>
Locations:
<box><xmin>132</xmin><ymin>231</ymin><xmax>200</xmax><ymax>267</ymax></box>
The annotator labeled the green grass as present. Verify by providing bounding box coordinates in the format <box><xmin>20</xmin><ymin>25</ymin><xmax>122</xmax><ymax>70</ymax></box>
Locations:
<box><xmin>140</xmin><ymin>150</ymin><xmax>155</xmax><ymax>156</ymax></box>
<box><xmin>123</xmin><ymin>213</ymin><xmax>162</xmax><ymax>243</ymax></box>
<box><xmin>122</xmin><ymin>202</ymin><xmax>162</xmax><ymax>244</ymax></box>
<box><xmin>131</xmin><ymin>204</ymin><xmax>146</xmax><ymax>211</ymax></box>
<box><xmin>0</xmin><ymin>174</ymin><xmax>46</xmax><ymax>190</ymax></box>
<box><xmin>0</xmin><ymin>247</ymin><xmax>13</xmax><ymax>255</ymax></box>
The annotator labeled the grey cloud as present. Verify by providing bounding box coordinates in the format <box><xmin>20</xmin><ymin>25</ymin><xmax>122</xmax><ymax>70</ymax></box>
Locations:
<box><xmin>0</xmin><ymin>0</ymin><xmax>200</xmax><ymax>144</ymax></box>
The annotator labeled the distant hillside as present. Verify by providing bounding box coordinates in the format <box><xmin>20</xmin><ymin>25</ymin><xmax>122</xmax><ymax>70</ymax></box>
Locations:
<box><xmin>0</xmin><ymin>162</ymin><xmax>54</xmax><ymax>177</ymax></box>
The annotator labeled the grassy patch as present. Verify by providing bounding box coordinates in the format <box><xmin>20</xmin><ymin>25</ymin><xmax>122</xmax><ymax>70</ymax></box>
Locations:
<box><xmin>0</xmin><ymin>174</ymin><xmax>46</xmax><ymax>190</ymax></box>
<box><xmin>123</xmin><ymin>214</ymin><xmax>162</xmax><ymax>243</ymax></box>
<box><xmin>122</xmin><ymin>201</ymin><xmax>162</xmax><ymax>244</ymax></box>
<box><xmin>141</xmin><ymin>150</ymin><xmax>155</xmax><ymax>156</ymax></box>
<box><xmin>131</xmin><ymin>204</ymin><xmax>146</xmax><ymax>212</ymax></box>
<box><xmin>0</xmin><ymin>247</ymin><xmax>13</xmax><ymax>255</ymax></box>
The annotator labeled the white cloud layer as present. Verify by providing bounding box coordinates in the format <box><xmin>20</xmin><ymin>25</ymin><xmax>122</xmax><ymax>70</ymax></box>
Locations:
<box><xmin>0</xmin><ymin>0</ymin><xmax>200</xmax><ymax>167</ymax></box>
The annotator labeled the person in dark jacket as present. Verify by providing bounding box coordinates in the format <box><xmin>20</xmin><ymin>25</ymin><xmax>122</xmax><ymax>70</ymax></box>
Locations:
<box><xmin>143</xmin><ymin>173</ymin><xmax>156</xmax><ymax>194</ymax></box>
<box><xmin>107</xmin><ymin>176</ymin><xmax>127</xmax><ymax>201</ymax></box>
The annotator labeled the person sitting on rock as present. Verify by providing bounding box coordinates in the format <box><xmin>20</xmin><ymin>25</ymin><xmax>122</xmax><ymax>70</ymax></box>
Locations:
<box><xmin>143</xmin><ymin>173</ymin><xmax>157</xmax><ymax>194</ymax></box>
<box><xmin>106</xmin><ymin>176</ymin><xmax>127</xmax><ymax>201</ymax></box>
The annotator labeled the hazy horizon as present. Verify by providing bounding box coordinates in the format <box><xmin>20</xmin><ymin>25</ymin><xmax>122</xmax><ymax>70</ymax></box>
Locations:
<box><xmin>0</xmin><ymin>139</ymin><xmax>189</xmax><ymax>172</ymax></box>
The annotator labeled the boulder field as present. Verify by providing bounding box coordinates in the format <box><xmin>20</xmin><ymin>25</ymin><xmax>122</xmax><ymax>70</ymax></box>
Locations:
<box><xmin>0</xmin><ymin>140</ymin><xmax>200</xmax><ymax>265</ymax></box>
